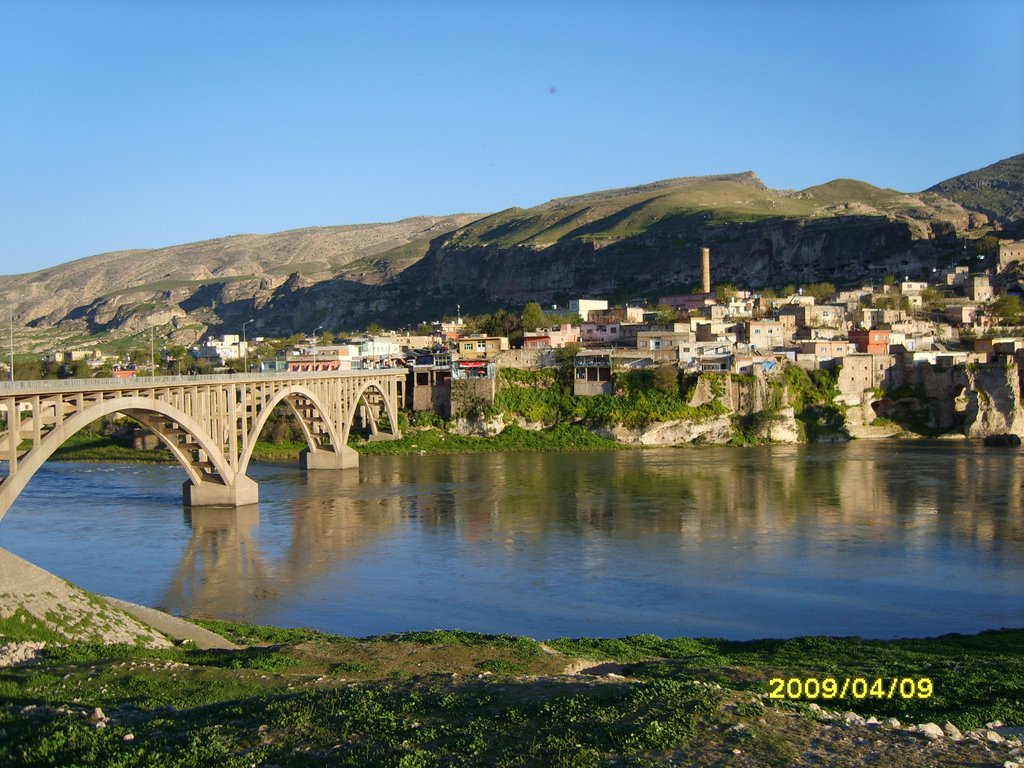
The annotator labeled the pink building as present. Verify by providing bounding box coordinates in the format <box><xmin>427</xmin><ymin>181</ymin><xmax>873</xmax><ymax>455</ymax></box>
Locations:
<box><xmin>523</xmin><ymin>324</ymin><xmax>580</xmax><ymax>349</ymax></box>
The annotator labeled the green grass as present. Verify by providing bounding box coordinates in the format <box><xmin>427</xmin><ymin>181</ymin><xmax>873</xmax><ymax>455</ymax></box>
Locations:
<box><xmin>448</xmin><ymin>180</ymin><xmax>813</xmax><ymax>249</ymax></box>
<box><xmin>441</xmin><ymin>172</ymin><xmax>960</xmax><ymax>252</ymax></box>
<box><xmin>0</xmin><ymin>616</ymin><xmax>1019</xmax><ymax>767</ymax></box>
<box><xmin>47</xmin><ymin>432</ymin><xmax>309</xmax><ymax>465</ymax></box>
<box><xmin>49</xmin><ymin>431</ymin><xmax>174</xmax><ymax>464</ymax></box>
<box><xmin>355</xmin><ymin>423</ymin><xmax>621</xmax><ymax>456</ymax></box>
<box><xmin>548</xmin><ymin>629</ymin><xmax>1024</xmax><ymax>730</ymax></box>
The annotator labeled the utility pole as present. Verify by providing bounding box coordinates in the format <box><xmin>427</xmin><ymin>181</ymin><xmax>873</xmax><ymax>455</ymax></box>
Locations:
<box><xmin>242</xmin><ymin>318</ymin><xmax>254</xmax><ymax>373</ymax></box>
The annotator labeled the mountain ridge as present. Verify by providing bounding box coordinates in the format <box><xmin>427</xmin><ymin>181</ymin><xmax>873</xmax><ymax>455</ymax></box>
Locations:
<box><xmin>926</xmin><ymin>153</ymin><xmax>1024</xmax><ymax>225</ymax></box>
<box><xmin>2</xmin><ymin>156</ymin><xmax>1020</xmax><ymax>350</ymax></box>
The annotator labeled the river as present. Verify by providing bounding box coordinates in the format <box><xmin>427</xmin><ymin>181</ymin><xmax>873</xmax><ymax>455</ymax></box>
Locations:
<box><xmin>1</xmin><ymin>442</ymin><xmax>1021</xmax><ymax>640</ymax></box>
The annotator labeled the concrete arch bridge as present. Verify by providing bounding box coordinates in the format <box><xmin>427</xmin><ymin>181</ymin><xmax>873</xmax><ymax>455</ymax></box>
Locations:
<box><xmin>0</xmin><ymin>370</ymin><xmax>404</xmax><ymax>522</ymax></box>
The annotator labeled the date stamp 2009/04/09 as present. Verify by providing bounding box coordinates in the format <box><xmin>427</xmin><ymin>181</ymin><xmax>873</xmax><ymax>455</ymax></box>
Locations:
<box><xmin>768</xmin><ymin>677</ymin><xmax>933</xmax><ymax>701</ymax></box>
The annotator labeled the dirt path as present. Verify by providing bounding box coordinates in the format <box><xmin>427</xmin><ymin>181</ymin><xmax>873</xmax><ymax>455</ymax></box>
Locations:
<box><xmin>102</xmin><ymin>597</ymin><xmax>238</xmax><ymax>650</ymax></box>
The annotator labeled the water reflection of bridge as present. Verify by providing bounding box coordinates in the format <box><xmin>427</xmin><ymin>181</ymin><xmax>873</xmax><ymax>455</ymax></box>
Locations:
<box><xmin>0</xmin><ymin>370</ymin><xmax>403</xmax><ymax>519</ymax></box>
<box><xmin>159</xmin><ymin>445</ymin><xmax>1023</xmax><ymax>621</ymax></box>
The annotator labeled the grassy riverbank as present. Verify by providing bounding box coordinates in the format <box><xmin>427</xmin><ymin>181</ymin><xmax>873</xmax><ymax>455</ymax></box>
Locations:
<box><xmin>45</xmin><ymin>424</ymin><xmax>622</xmax><ymax>464</ymax></box>
<box><xmin>48</xmin><ymin>431</ymin><xmax>310</xmax><ymax>464</ymax></box>
<box><xmin>356</xmin><ymin>423</ymin><xmax>621</xmax><ymax>456</ymax></box>
<box><xmin>1</xmin><ymin>616</ymin><xmax>1021</xmax><ymax>767</ymax></box>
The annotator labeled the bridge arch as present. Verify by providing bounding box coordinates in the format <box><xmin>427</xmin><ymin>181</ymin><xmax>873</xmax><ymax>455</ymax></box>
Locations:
<box><xmin>342</xmin><ymin>380</ymin><xmax>401</xmax><ymax>444</ymax></box>
<box><xmin>237</xmin><ymin>385</ymin><xmax>343</xmax><ymax>476</ymax></box>
<box><xmin>0</xmin><ymin>396</ymin><xmax>235</xmax><ymax>524</ymax></box>
<box><xmin>0</xmin><ymin>369</ymin><xmax>406</xmax><ymax>516</ymax></box>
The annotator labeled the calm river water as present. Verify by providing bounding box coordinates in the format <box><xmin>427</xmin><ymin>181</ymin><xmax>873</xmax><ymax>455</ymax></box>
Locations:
<box><xmin>1</xmin><ymin>442</ymin><xmax>1021</xmax><ymax>640</ymax></box>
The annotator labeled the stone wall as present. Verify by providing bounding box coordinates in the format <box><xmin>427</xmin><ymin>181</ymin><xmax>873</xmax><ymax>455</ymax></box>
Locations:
<box><xmin>450</xmin><ymin>378</ymin><xmax>497</xmax><ymax>418</ymax></box>
<box><xmin>998</xmin><ymin>239</ymin><xmax>1024</xmax><ymax>271</ymax></box>
<box><xmin>836</xmin><ymin>354</ymin><xmax>900</xmax><ymax>402</ymax></box>
<box><xmin>493</xmin><ymin>349</ymin><xmax>557</xmax><ymax>369</ymax></box>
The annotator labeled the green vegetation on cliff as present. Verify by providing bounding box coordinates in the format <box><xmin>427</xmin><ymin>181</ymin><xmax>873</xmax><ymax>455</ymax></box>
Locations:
<box><xmin>354</xmin><ymin>423</ymin><xmax>620</xmax><ymax>456</ymax></box>
<box><xmin>488</xmin><ymin>367</ymin><xmax>729</xmax><ymax>430</ymax></box>
<box><xmin>781</xmin><ymin>367</ymin><xmax>848</xmax><ymax>442</ymax></box>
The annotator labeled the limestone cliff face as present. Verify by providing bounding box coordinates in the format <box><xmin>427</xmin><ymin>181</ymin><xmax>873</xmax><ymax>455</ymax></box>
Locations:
<box><xmin>961</xmin><ymin>363</ymin><xmax>1024</xmax><ymax>437</ymax></box>
<box><xmin>849</xmin><ymin>361</ymin><xmax>1024</xmax><ymax>439</ymax></box>
<box><xmin>395</xmin><ymin>216</ymin><xmax>934</xmax><ymax>311</ymax></box>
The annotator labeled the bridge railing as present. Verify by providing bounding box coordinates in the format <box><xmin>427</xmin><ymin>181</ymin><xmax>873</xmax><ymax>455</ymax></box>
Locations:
<box><xmin>0</xmin><ymin>368</ymin><xmax>408</xmax><ymax>395</ymax></box>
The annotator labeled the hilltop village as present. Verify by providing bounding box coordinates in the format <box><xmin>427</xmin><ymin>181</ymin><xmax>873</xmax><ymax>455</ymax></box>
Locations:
<box><xmin>34</xmin><ymin>238</ymin><xmax>1024</xmax><ymax>446</ymax></box>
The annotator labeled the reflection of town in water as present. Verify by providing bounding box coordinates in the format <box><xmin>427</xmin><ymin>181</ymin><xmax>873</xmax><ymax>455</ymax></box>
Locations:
<box><xmin>159</xmin><ymin>443</ymin><xmax>1024</xmax><ymax>638</ymax></box>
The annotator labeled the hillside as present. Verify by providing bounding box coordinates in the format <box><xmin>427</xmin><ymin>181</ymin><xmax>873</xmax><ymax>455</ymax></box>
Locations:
<box><xmin>338</xmin><ymin>173</ymin><xmax>978</xmax><ymax>324</ymax></box>
<box><xmin>0</xmin><ymin>215</ymin><xmax>480</xmax><ymax>348</ymax></box>
<box><xmin>928</xmin><ymin>153</ymin><xmax>1024</xmax><ymax>224</ymax></box>
<box><xmin>1</xmin><ymin>155</ymin><xmax>1020</xmax><ymax>344</ymax></box>
<box><xmin>444</xmin><ymin>172</ymin><xmax>970</xmax><ymax>250</ymax></box>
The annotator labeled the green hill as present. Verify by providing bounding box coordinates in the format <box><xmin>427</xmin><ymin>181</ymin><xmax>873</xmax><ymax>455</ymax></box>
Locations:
<box><xmin>445</xmin><ymin>172</ymin><xmax>967</xmax><ymax>250</ymax></box>
<box><xmin>928</xmin><ymin>153</ymin><xmax>1024</xmax><ymax>224</ymax></box>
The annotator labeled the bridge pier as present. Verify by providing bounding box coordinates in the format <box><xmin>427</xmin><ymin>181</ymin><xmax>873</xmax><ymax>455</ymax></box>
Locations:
<box><xmin>299</xmin><ymin>445</ymin><xmax>359</xmax><ymax>470</ymax></box>
<box><xmin>183</xmin><ymin>476</ymin><xmax>260</xmax><ymax>508</ymax></box>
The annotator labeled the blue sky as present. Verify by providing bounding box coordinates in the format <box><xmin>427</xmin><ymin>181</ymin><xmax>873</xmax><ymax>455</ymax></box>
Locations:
<box><xmin>2</xmin><ymin>0</ymin><xmax>1022</xmax><ymax>275</ymax></box>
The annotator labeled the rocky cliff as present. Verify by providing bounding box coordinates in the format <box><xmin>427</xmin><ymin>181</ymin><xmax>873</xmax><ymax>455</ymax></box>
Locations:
<box><xmin>396</xmin><ymin>215</ymin><xmax>926</xmax><ymax>309</ymax></box>
<box><xmin>463</xmin><ymin>360</ymin><xmax>1024</xmax><ymax>447</ymax></box>
<box><xmin>927</xmin><ymin>154</ymin><xmax>1024</xmax><ymax>225</ymax></box>
<box><xmin>840</xmin><ymin>356</ymin><xmax>1024</xmax><ymax>440</ymax></box>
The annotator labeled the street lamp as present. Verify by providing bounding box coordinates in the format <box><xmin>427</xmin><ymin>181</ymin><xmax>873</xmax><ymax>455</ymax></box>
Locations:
<box><xmin>150</xmin><ymin>326</ymin><xmax>156</xmax><ymax>379</ymax></box>
<box><xmin>313</xmin><ymin>325</ymin><xmax>324</xmax><ymax>371</ymax></box>
<box><xmin>8</xmin><ymin>308</ymin><xmax>13</xmax><ymax>383</ymax></box>
<box><xmin>242</xmin><ymin>318</ymin><xmax>255</xmax><ymax>373</ymax></box>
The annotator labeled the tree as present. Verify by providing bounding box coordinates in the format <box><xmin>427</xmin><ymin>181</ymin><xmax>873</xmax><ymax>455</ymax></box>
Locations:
<box><xmin>715</xmin><ymin>284</ymin><xmax>738</xmax><ymax>303</ymax></box>
<box><xmin>802</xmin><ymin>282</ymin><xmax>836</xmax><ymax>303</ymax></box>
<box><xmin>59</xmin><ymin>359</ymin><xmax>92</xmax><ymax>379</ymax></box>
<box><xmin>654</xmin><ymin>304</ymin><xmax>679</xmax><ymax>323</ymax></box>
<box><xmin>554</xmin><ymin>342</ymin><xmax>580</xmax><ymax>386</ymax></box>
<box><xmin>871</xmin><ymin>293</ymin><xmax>910</xmax><ymax>311</ymax></box>
<box><xmin>521</xmin><ymin>302</ymin><xmax>546</xmax><ymax>332</ymax></box>
<box><xmin>920</xmin><ymin>287</ymin><xmax>943</xmax><ymax>314</ymax></box>
<box><xmin>975</xmin><ymin>235</ymin><xmax>999</xmax><ymax>257</ymax></box>
<box><xmin>653</xmin><ymin>365</ymin><xmax>679</xmax><ymax>395</ymax></box>
<box><xmin>14</xmin><ymin>358</ymin><xmax>43</xmax><ymax>380</ymax></box>
<box><xmin>989</xmin><ymin>295</ymin><xmax>1024</xmax><ymax>324</ymax></box>
<box><xmin>481</xmin><ymin>309</ymin><xmax>521</xmax><ymax>338</ymax></box>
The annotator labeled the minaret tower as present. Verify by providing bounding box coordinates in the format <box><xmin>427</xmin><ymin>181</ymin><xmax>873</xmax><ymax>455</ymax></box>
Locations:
<box><xmin>701</xmin><ymin>247</ymin><xmax>711</xmax><ymax>294</ymax></box>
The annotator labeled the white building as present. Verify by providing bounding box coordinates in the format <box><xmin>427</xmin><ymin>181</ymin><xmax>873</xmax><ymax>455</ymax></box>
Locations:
<box><xmin>193</xmin><ymin>334</ymin><xmax>248</xmax><ymax>366</ymax></box>
<box><xmin>569</xmin><ymin>298</ymin><xmax>610</xmax><ymax>321</ymax></box>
